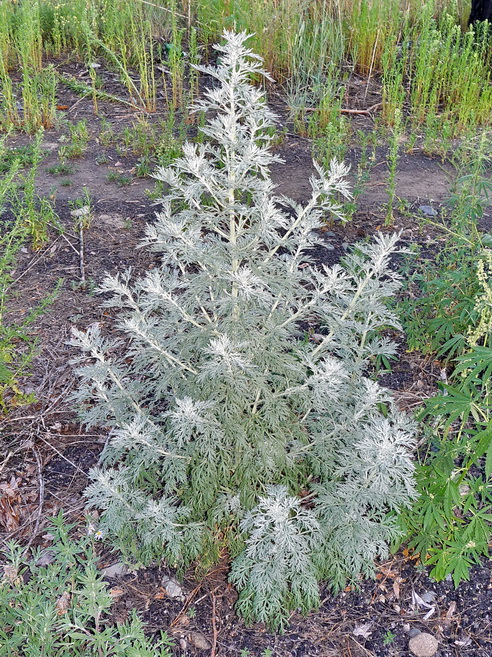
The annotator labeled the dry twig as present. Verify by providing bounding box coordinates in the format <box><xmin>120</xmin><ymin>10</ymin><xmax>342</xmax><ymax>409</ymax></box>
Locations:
<box><xmin>21</xmin><ymin>445</ymin><xmax>44</xmax><ymax>556</ymax></box>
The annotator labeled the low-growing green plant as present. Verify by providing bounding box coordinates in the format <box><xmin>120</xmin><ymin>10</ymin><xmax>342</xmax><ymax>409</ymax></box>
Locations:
<box><xmin>69</xmin><ymin>188</ymin><xmax>93</xmax><ymax>229</ymax></box>
<box><xmin>0</xmin><ymin>512</ymin><xmax>174</xmax><ymax>657</ymax></box>
<box><xmin>12</xmin><ymin>129</ymin><xmax>60</xmax><ymax>248</ymax></box>
<box><xmin>135</xmin><ymin>155</ymin><xmax>152</xmax><ymax>178</ymax></box>
<box><xmin>120</xmin><ymin>117</ymin><xmax>155</xmax><ymax>156</ymax></box>
<box><xmin>47</xmin><ymin>162</ymin><xmax>74</xmax><ymax>176</ymax></box>
<box><xmin>59</xmin><ymin>119</ymin><xmax>90</xmax><ymax>160</ymax></box>
<box><xmin>0</xmin><ymin>269</ymin><xmax>60</xmax><ymax>411</ymax></box>
<box><xmin>0</xmin><ymin>141</ymin><xmax>42</xmax><ymax>174</ymax></box>
<box><xmin>71</xmin><ymin>32</ymin><xmax>416</xmax><ymax>631</ymax></box>
<box><xmin>98</xmin><ymin>117</ymin><xmax>116</xmax><ymax>146</ymax></box>
<box><xmin>155</xmin><ymin>109</ymin><xmax>187</xmax><ymax>167</ymax></box>
<box><xmin>385</xmin><ymin>107</ymin><xmax>403</xmax><ymax>225</ymax></box>
<box><xmin>106</xmin><ymin>171</ymin><xmax>132</xmax><ymax>187</ymax></box>
<box><xmin>448</xmin><ymin>131</ymin><xmax>492</xmax><ymax>237</ymax></box>
<box><xmin>383</xmin><ymin>630</ymin><xmax>396</xmax><ymax>646</ymax></box>
<box><xmin>343</xmin><ymin>129</ymin><xmax>378</xmax><ymax>219</ymax></box>
<box><xmin>398</xmin><ymin>142</ymin><xmax>492</xmax><ymax>583</ymax></box>
<box><xmin>400</xmin><ymin>244</ymin><xmax>479</xmax><ymax>362</ymax></box>
<box><xmin>0</xmin><ymin>207</ymin><xmax>31</xmax><ymax>409</ymax></box>
<box><xmin>398</xmin><ymin>134</ymin><xmax>491</xmax><ymax>361</ymax></box>
<box><xmin>0</xmin><ymin>135</ymin><xmax>59</xmax><ymax>409</ymax></box>
<box><xmin>400</xmin><ymin>277</ymin><xmax>492</xmax><ymax>584</ymax></box>
<box><xmin>313</xmin><ymin>117</ymin><xmax>350</xmax><ymax>172</ymax></box>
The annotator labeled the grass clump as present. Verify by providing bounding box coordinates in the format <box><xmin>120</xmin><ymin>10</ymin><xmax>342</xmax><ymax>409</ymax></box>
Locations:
<box><xmin>59</xmin><ymin>120</ymin><xmax>90</xmax><ymax>160</ymax></box>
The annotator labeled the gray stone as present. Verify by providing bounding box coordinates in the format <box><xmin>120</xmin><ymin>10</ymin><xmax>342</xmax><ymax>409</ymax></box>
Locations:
<box><xmin>161</xmin><ymin>575</ymin><xmax>184</xmax><ymax>598</ymax></box>
<box><xmin>419</xmin><ymin>205</ymin><xmax>438</xmax><ymax>217</ymax></box>
<box><xmin>409</xmin><ymin>632</ymin><xmax>439</xmax><ymax>657</ymax></box>
<box><xmin>421</xmin><ymin>591</ymin><xmax>437</xmax><ymax>604</ymax></box>
<box><xmin>187</xmin><ymin>632</ymin><xmax>211</xmax><ymax>650</ymax></box>
<box><xmin>70</xmin><ymin>205</ymin><xmax>91</xmax><ymax>218</ymax></box>
<box><xmin>101</xmin><ymin>562</ymin><xmax>128</xmax><ymax>578</ymax></box>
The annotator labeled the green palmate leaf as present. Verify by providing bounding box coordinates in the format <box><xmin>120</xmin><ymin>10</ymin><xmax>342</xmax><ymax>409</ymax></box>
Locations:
<box><xmin>454</xmin><ymin>345</ymin><xmax>492</xmax><ymax>385</ymax></box>
<box><xmin>436</xmin><ymin>333</ymin><xmax>467</xmax><ymax>361</ymax></box>
<box><xmin>465</xmin><ymin>425</ymin><xmax>492</xmax><ymax>479</ymax></box>
<box><xmin>71</xmin><ymin>31</ymin><xmax>416</xmax><ymax>630</ymax></box>
<box><xmin>486</xmin><ymin>446</ymin><xmax>492</xmax><ymax>480</ymax></box>
<box><xmin>419</xmin><ymin>383</ymin><xmax>482</xmax><ymax>428</ymax></box>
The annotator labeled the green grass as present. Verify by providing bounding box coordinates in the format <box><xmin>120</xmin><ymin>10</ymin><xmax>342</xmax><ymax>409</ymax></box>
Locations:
<box><xmin>0</xmin><ymin>0</ymin><xmax>489</xmax><ymax>138</ymax></box>
<box><xmin>106</xmin><ymin>170</ymin><xmax>132</xmax><ymax>186</ymax></box>
<box><xmin>47</xmin><ymin>162</ymin><xmax>74</xmax><ymax>175</ymax></box>
<box><xmin>0</xmin><ymin>133</ymin><xmax>59</xmax><ymax>410</ymax></box>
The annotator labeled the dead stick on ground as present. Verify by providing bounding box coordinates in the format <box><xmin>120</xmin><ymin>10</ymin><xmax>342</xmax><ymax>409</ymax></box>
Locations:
<box><xmin>289</xmin><ymin>102</ymin><xmax>382</xmax><ymax>116</ymax></box>
<box><xmin>37</xmin><ymin>434</ymin><xmax>88</xmax><ymax>477</ymax></box>
<box><xmin>210</xmin><ymin>590</ymin><xmax>218</xmax><ymax>657</ymax></box>
<box><xmin>0</xmin><ymin>450</ymin><xmax>16</xmax><ymax>476</ymax></box>
<box><xmin>171</xmin><ymin>582</ymin><xmax>203</xmax><ymax>628</ymax></box>
<box><xmin>8</xmin><ymin>236</ymin><xmax>63</xmax><ymax>289</ymax></box>
<box><xmin>22</xmin><ymin>445</ymin><xmax>45</xmax><ymax>556</ymax></box>
<box><xmin>79</xmin><ymin>222</ymin><xmax>86</xmax><ymax>283</ymax></box>
<box><xmin>68</xmin><ymin>94</ymin><xmax>89</xmax><ymax>113</ymax></box>
<box><xmin>0</xmin><ymin>441</ymin><xmax>39</xmax><ymax>476</ymax></box>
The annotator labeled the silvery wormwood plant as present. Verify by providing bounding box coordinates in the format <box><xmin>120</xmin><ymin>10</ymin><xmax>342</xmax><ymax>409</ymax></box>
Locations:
<box><xmin>70</xmin><ymin>31</ymin><xmax>416</xmax><ymax>630</ymax></box>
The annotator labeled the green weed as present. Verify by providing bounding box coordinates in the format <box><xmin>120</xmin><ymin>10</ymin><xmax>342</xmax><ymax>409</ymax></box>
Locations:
<box><xmin>385</xmin><ymin>107</ymin><xmax>403</xmax><ymax>225</ymax></box>
<box><xmin>12</xmin><ymin>130</ymin><xmax>60</xmax><ymax>248</ymax></box>
<box><xmin>0</xmin><ymin>133</ymin><xmax>59</xmax><ymax>409</ymax></box>
<box><xmin>98</xmin><ymin>117</ymin><xmax>115</xmax><ymax>146</ymax></box>
<box><xmin>383</xmin><ymin>630</ymin><xmax>396</xmax><ymax>646</ymax></box>
<box><xmin>59</xmin><ymin>120</ymin><xmax>90</xmax><ymax>160</ymax></box>
<box><xmin>0</xmin><ymin>142</ymin><xmax>42</xmax><ymax>173</ymax></box>
<box><xmin>106</xmin><ymin>170</ymin><xmax>132</xmax><ymax>186</ymax></box>
<box><xmin>0</xmin><ymin>512</ymin><xmax>174</xmax><ymax>657</ymax></box>
<box><xmin>398</xmin><ymin>134</ymin><xmax>492</xmax><ymax>586</ymax></box>
<box><xmin>47</xmin><ymin>162</ymin><xmax>74</xmax><ymax>176</ymax></box>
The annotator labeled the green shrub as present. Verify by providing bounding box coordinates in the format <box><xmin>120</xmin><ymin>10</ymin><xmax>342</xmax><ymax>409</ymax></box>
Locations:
<box><xmin>399</xmin><ymin>250</ymin><xmax>492</xmax><ymax>586</ymax></box>
<box><xmin>71</xmin><ymin>32</ymin><xmax>416</xmax><ymax>630</ymax></box>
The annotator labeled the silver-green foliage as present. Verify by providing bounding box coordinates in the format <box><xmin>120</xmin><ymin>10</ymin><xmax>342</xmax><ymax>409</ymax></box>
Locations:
<box><xmin>71</xmin><ymin>31</ymin><xmax>416</xmax><ymax>630</ymax></box>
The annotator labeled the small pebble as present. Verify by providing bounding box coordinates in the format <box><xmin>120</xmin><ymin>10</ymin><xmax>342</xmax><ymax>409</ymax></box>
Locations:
<box><xmin>101</xmin><ymin>562</ymin><xmax>128</xmax><ymax>578</ymax></box>
<box><xmin>187</xmin><ymin>631</ymin><xmax>211</xmax><ymax>650</ymax></box>
<box><xmin>70</xmin><ymin>205</ymin><xmax>91</xmax><ymax>218</ymax></box>
<box><xmin>421</xmin><ymin>591</ymin><xmax>437</xmax><ymax>604</ymax></box>
<box><xmin>419</xmin><ymin>205</ymin><xmax>438</xmax><ymax>217</ymax></box>
<box><xmin>409</xmin><ymin>632</ymin><xmax>439</xmax><ymax>657</ymax></box>
<box><xmin>161</xmin><ymin>575</ymin><xmax>184</xmax><ymax>599</ymax></box>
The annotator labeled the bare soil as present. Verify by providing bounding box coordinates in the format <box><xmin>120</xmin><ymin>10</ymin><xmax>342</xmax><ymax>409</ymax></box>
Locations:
<box><xmin>1</xmin><ymin>58</ymin><xmax>491</xmax><ymax>657</ymax></box>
